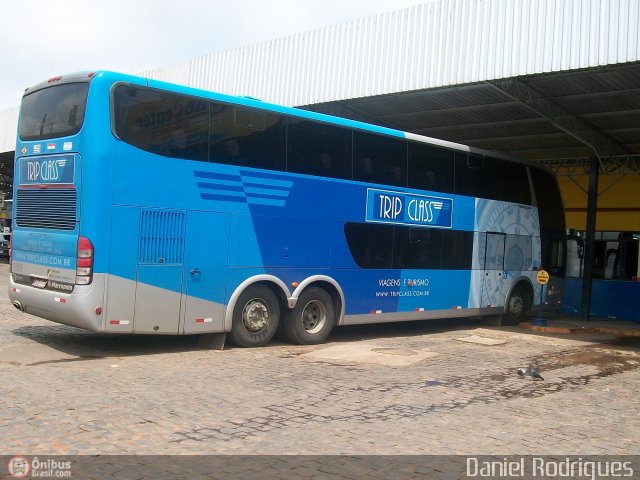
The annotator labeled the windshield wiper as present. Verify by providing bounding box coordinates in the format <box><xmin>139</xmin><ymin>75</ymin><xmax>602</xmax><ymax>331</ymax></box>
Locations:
<box><xmin>39</xmin><ymin>112</ymin><xmax>47</xmax><ymax>136</ymax></box>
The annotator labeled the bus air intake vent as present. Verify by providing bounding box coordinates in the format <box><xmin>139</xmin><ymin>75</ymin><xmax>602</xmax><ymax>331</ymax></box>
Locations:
<box><xmin>138</xmin><ymin>209</ymin><xmax>186</xmax><ymax>265</ymax></box>
<box><xmin>15</xmin><ymin>189</ymin><xmax>77</xmax><ymax>230</ymax></box>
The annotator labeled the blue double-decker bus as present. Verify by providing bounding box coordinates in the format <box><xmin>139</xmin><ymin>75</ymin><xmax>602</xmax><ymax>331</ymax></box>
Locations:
<box><xmin>9</xmin><ymin>71</ymin><xmax>566</xmax><ymax>347</ymax></box>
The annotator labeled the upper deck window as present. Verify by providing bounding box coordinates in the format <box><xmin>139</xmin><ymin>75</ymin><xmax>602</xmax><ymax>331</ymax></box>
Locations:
<box><xmin>19</xmin><ymin>83</ymin><xmax>89</xmax><ymax>141</ymax></box>
<box><xmin>113</xmin><ymin>85</ymin><xmax>209</xmax><ymax>162</ymax></box>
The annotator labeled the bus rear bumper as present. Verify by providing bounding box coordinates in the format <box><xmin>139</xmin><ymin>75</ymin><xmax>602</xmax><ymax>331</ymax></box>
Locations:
<box><xmin>8</xmin><ymin>274</ymin><xmax>106</xmax><ymax>332</ymax></box>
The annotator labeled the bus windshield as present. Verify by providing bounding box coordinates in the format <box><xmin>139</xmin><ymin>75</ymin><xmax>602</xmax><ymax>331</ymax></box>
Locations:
<box><xmin>18</xmin><ymin>83</ymin><xmax>89</xmax><ymax>141</ymax></box>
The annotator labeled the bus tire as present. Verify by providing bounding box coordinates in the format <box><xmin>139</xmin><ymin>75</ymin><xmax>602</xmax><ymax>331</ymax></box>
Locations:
<box><xmin>228</xmin><ymin>285</ymin><xmax>280</xmax><ymax>347</ymax></box>
<box><xmin>283</xmin><ymin>287</ymin><xmax>335</xmax><ymax>345</ymax></box>
<box><xmin>503</xmin><ymin>285</ymin><xmax>530</xmax><ymax>326</ymax></box>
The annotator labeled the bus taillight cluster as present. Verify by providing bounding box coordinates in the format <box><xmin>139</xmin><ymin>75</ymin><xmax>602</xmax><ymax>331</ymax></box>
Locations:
<box><xmin>76</xmin><ymin>236</ymin><xmax>94</xmax><ymax>285</ymax></box>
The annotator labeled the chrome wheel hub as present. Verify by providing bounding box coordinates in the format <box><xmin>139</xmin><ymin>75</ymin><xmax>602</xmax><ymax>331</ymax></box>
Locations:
<box><xmin>242</xmin><ymin>299</ymin><xmax>270</xmax><ymax>333</ymax></box>
<box><xmin>302</xmin><ymin>300</ymin><xmax>326</xmax><ymax>334</ymax></box>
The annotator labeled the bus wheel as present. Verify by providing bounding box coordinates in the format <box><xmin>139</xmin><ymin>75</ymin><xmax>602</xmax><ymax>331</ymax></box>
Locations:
<box><xmin>503</xmin><ymin>285</ymin><xmax>530</xmax><ymax>326</ymax></box>
<box><xmin>229</xmin><ymin>285</ymin><xmax>280</xmax><ymax>347</ymax></box>
<box><xmin>283</xmin><ymin>287</ymin><xmax>335</xmax><ymax>345</ymax></box>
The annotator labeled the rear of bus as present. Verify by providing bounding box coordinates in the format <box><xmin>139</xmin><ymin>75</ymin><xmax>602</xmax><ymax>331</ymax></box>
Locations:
<box><xmin>9</xmin><ymin>73</ymin><xmax>109</xmax><ymax>331</ymax></box>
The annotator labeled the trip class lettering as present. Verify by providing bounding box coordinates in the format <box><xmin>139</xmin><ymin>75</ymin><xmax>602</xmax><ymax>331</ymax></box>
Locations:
<box><xmin>368</xmin><ymin>188</ymin><xmax>453</xmax><ymax>228</ymax></box>
<box><xmin>27</xmin><ymin>160</ymin><xmax>59</xmax><ymax>181</ymax></box>
<box><xmin>378</xmin><ymin>194</ymin><xmax>403</xmax><ymax>220</ymax></box>
<box><xmin>407</xmin><ymin>198</ymin><xmax>439</xmax><ymax>223</ymax></box>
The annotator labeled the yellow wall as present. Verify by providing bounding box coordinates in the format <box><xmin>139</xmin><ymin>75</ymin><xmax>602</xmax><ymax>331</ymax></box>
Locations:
<box><xmin>557</xmin><ymin>172</ymin><xmax>640</xmax><ymax>232</ymax></box>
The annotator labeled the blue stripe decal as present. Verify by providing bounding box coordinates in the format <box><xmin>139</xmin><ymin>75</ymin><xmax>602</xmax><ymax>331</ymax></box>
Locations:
<box><xmin>244</xmin><ymin>187</ymin><xmax>290</xmax><ymax>197</ymax></box>
<box><xmin>197</xmin><ymin>182</ymin><xmax>244</xmax><ymax>192</ymax></box>
<box><xmin>194</xmin><ymin>171</ymin><xmax>241</xmax><ymax>181</ymax></box>
<box><xmin>247</xmin><ymin>198</ymin><xmax>286</xmax><ymax>206</ymax></box>
<box><xmin>242</xmin><ymin>176</ymin><xmax>293</xmax><ymax>188</ymax></box>
<box><xmin>239</xmin><ymin>170</ymin><xmax>290</xmax><ymax>180</ymax></box>
<box><xmin>200</xmin><ymin>193</ymin><xmax>248</xmax><ymax>203</ymax></box>
<box><xmin>195</xmin><ymin>168</ymin><xmax>294</xmax><ymax>207</ymax></box>
<box><xmin>242</xmin><ymin>181</ymin><xmax>291</xmax><ymax>191</ymax></box>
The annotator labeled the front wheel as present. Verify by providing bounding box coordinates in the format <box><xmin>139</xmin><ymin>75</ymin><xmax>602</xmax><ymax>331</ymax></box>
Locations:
<box><xmin>282</xmin><ymin>287</ymin><xmax>335</xmax><ymax>345</ymax></box>
<box><xmin>503</xmin><ymin>285</ymin><xmax>531</xmax><ymax>326</ymax></box>
<box><xmin>228</xmin><ymin>285</ymin><xmax>280</xmax><ymax>347</ymax></box>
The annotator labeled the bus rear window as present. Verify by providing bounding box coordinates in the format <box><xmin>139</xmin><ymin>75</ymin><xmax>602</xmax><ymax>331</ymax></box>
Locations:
<box><xmin>18</xmin><ymin>83</ymin><xmax>89</xmax><ymax>141</ymax></box>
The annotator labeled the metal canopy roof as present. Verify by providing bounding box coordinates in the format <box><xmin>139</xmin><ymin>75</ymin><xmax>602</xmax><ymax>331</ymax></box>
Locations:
<box><xmin>304</xmin><ymin>62</ymin><xmax>640</xmax><ymax>174</ymax></box>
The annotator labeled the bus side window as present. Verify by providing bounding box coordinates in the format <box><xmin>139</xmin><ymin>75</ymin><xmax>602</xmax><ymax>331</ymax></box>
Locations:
<box><xmin>210</xmin><ymin>105</ymin><xmax>286</xmax><ymax>171</ymax></box>
<box><xmin>287</xmin><ymin>119</ymin><xmax>351</xmax><ymax>179</ymax></box>
<box><xmin>344</xmin><ymin>223</ymin><xmax>393</xmax><ymax>269</ymax></box>
<box><xmin>113</xmin><ymin>86</ymin><xmax>209</xmax><ymax>162</ymax></box>
<box><xmin>393</xmin><ymin>227</ymin><xmax>443</xmax><ymax>269</ymax></box>
<box><xmin>455</xmin><ymin>153</ymin><xmax>531</xmax><ymax>205</ymax></box>
<box><xmin>354</xmin><ymin>131</ymin><xmax>406</xmax><ymax>186</ymax></box>
<box><xmin>408</xmin><ymin>142</ymin><xmax>454</xmax><ymax>194</ymax></box>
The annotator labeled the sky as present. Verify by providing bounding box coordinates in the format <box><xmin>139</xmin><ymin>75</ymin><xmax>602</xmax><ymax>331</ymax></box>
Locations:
<box><xmin>0</xmin><ymin>0</ymin><xmax>425</xmax><ymax>110</ymax></box>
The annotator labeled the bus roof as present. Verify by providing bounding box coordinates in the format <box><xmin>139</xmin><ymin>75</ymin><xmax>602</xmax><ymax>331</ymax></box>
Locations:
<box><xmin>23</xmin><ymin>70</ymin><xmax>540</xmax><ymax>168</ymax></box>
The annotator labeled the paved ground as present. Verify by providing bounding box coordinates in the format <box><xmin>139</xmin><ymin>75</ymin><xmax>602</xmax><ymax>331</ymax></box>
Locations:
<box><xmin>1</xmin><ymin>261</ymin><xmax>639</xmax><ymax>460</ymax></box>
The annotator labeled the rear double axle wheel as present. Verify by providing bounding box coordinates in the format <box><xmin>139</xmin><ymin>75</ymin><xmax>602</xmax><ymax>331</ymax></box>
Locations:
<box><xmin>281</xmin><ymin>287</ymin><xmax>335</xmax><ymax>345</ymax></box>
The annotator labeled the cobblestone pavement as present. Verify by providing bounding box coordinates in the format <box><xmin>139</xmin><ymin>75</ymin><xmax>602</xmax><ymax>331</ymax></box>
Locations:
<box><xmin>1</xmin><ymin>262</ymin><xmax>639</xmax><ymax>457</ymax></box>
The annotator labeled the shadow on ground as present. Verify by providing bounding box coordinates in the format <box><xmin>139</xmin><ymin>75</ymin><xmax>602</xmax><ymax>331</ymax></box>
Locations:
<box><xmin>7</xmin><ymin>312</ymin><xmax>639</xmax><ymax>362</ymax></box>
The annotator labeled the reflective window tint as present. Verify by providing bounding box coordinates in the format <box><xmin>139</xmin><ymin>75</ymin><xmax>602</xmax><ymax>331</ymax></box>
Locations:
<box><xmin>19</xmin><ymin>83</ymin><xmax>89</xmax><ymax>141</ymax></box>
<box><xmin>113</xmin><ymin>85</ymin><xmax>209</xmax><ymax>161</ymax></box>
<box><xmin>354</xmin><ymin>131</ymin><xmax>406</xmax><ymax>186</ymax></box>
<box><xmin>287</xmin><ymin>119</ymin><xmax>352</xmax><ymax>179</ymax></box>
<box><xmin>441</xmin><ymin>230</ymin><xmax>474</xmax><ymax>270</ymax></box>
<box><xmin>530</xmin><ymin>167</ymin><xmax>565</xmax><ymax>231</ymax></box>
<box><xmin>210</xmin><ymin>105</ymin><xmax>286</xmax><ymax>170</ymax></box>
<box><xmin>113</xmin><ymin>84</ymin><xmax>541</xmax><ymax>213</ymax></box>
<box><xmin>408</xmin><ymin>142</ymin><xmax>454</xmax><ymax>193</ymax></box>
<box><xmin>344</xmin><ymin>223</ymin><xmax>393</xmax><ymax>269</ymax></box>
<box><xmin>393</xmin><ymin>228</ymin><xmax>443</xmax><ymax>269</ymax></box>
<box><xmin>344</xmin><ymin>222</ymin><xmax>473</xmax><ymax>270</ymax></box>
<box><xmin>455</xmin><ymin>153</ymin><xmax>531</xmax><ymax>205</ymax></box>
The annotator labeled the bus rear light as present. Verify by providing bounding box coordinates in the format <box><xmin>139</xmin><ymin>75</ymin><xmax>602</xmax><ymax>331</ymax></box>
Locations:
<box><xmin>76</xmin><ymin>276</ymin><xmax>92</xmax><ymax>285</ymax></box>
<box><xmin>77</xmin><ymin>237</ymin><xmax>93</xmax><ymax>257</ymax></box>
<box><xmin>77</xmin><ymin>257</ymin><xmax>92</xmax><ymax>268</ymax></box>
<box><xmin>76</xmin><ymin>236</ymin><xmax>94</xmax><ymax>285</ymax></box>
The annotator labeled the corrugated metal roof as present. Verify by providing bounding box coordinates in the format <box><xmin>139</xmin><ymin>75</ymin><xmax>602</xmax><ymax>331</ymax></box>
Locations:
<box><xmin>307</xmin><ymin>62</ymin><xmax>640</xmax><ymax>165</ymax></box>
<box><xmin>139</xmin><ymin>0</ymin><xmax>640</xmax><ymax>107</ymax></box>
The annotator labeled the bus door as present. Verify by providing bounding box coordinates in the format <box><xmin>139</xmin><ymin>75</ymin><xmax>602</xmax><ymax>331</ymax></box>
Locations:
<box><xmin>182</xmin><ymin>211</ymin><xmax>229</xmax><ymax>334</ymax></box>
<box><xmin>133</xmin><ymin>209</ymin><xmax>186</xmax><ymax>333</ymax></box>
<box><xmin>482</xmin><ymin>232</ymin><xmax>507</xmax><ymax>309</ymax></box>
